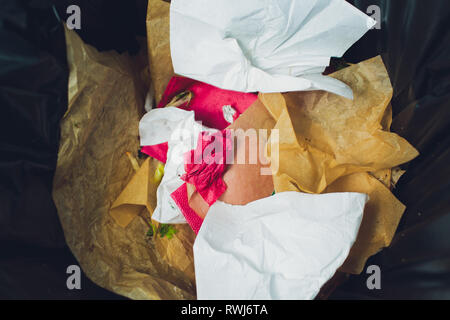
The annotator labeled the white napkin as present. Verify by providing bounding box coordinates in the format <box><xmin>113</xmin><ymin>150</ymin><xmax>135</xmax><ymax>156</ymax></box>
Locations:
<box><xmin>170</xmin><ymin>0</ymin><xmax>375</xmax><ymax>99</ymax></box>
<box><xmin>194</xmin><ymin>191</ymin><xmax>368</xmax><ymax>299</ymax></box>
<box><xmin>139</xmin><ymin>107</ymin><xmax>216</xmax><ymax>223</ymax></box>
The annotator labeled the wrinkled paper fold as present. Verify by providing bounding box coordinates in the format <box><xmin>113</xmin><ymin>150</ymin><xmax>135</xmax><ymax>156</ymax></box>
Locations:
<box><xmin>170</xmin><ymin>0</ymin><xmax>376</xmax><ymax>98</ymax></box>
<box><xmin>53</xmin><ymin>28</ymin><xmax>196</xmax><ymax>300</ymax></box>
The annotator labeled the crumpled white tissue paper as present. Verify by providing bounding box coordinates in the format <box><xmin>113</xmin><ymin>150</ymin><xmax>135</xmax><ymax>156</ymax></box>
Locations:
<box><xmin>170</xmin><ymin>0</ymin><xmax>376</xmax><ymax>99</ymax></box>
<box><xmin>139</xmin><ymin>107</ymin><xmax>216</xmax><ymax>223</ymax></box>
<box><xmin>194</xmin><ymin>191</ymin><xmax>368</xmax><ymax>300</ymax></box>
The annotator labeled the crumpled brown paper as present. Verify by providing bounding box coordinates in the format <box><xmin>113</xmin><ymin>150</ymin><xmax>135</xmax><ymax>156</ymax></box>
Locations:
<box><xmin>262</xmin><ymin>56</ymin><xmax>418</xmax><ymax>194</ymax></box>
<box><xmin>326</xmin><ymin>172</ymin><xmax>406</xmax><ymax>273</ymax></box>
<box><xmin>52</xmin><ymin>28</ymin><xmax>196</xmax><ymax>299</ymax></box>
<box><xmin>261</xmin><ymin>56</ymin><xmax>419</xmax><ymax>274</ymax></box>
<box><xmin>146</xmin><ymin>0</ymin><xmax>174</xmax><ymax>103</ymax></box>
<box><xmin>110</xmin><ymin>158</ymin><xmax>157</xmax><ymax>228</ymax></box>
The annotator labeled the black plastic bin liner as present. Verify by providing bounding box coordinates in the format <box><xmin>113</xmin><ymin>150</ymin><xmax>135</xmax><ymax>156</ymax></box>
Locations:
<box><xmin>0</xmin><ymin>0</ymin><xmax>448</xmax><ymax>299</ymax></box>
<box><xmin>0</xmin><ymin>0</ymin><xmax>141</xmax><ymax>299</ymax></box>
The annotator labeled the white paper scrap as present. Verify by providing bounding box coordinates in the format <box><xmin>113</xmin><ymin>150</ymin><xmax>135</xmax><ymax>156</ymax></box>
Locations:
<box><xmin>139</xmin><ymin>107</ymin><xmax>216</xmax><ymax>223</ymax></box>
<box><xmin>194</xmin><ymin>191</ymin><xmax>368</xmax><ymax>299</ymax></box>
<box><xmin>170</xmin><ymin>0</ymin><xmax>376</xmax><ymax>99</ymax></box>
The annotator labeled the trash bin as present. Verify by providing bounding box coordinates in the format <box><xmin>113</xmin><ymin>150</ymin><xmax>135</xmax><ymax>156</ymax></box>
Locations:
<box><xmin>1</xmin><ymin>0</ymin><xmax>448</xmax><ymax>300</ymax></box>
